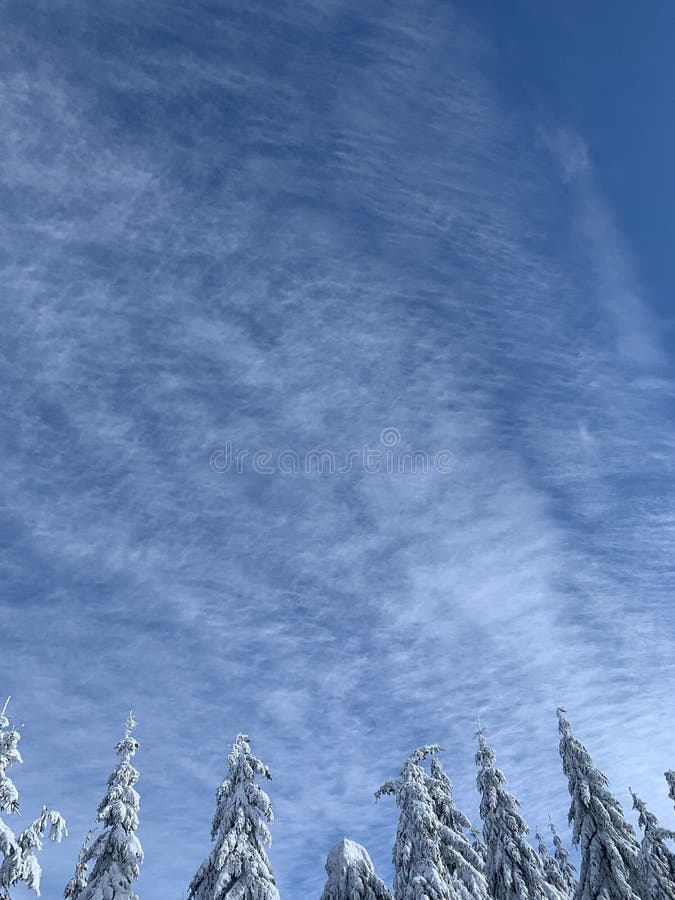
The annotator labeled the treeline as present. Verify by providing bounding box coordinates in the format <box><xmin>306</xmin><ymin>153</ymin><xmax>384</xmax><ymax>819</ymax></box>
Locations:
<box><xmin>1</xmin><ymin>700</ymin><xmax>674</xmax><ymax>900</ymax></box>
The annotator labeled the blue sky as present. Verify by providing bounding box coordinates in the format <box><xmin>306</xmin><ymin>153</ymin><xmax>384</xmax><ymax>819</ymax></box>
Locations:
<box><xmin>2</xmin><ymin>1</ymin><xmax>675</xmax><ymax>898</ymax></box>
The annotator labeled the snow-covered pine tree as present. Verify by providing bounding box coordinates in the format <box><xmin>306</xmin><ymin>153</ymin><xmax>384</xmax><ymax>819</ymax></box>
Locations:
<box><xmin>469</xmin><ymin>827</ymin><xmax>487</xmax><ymax>868</ymax></box>
<box><xmin>188</xmin><ymin>733</ymin><xmax>280</xmax><ymax>900</ymax></box>
<box><xmin>630</xmin><ymin>789</ymin><xmax>675</xmax><ymax>900</ymax></box>
<box><xmin>557</xmin><ymin>708</ymin><xmax>640</xmax><ymax>900</ymax></box>
<box><xmin>536</xmin><ymin>832</ymin><xmax>569</xmax><ymax>896</ymax></box>
<box><xmin>0</xmin><ymin>698</ymin><xmax>67</xmax><ymax>897</ymax></box>
<box><xmin>77</xmin><ymin>712</ymin><xmax>143</xmax><ymax>900</ymax></box>
<box><xmin>549</xmin><ymin>823</ymin><xmax>577</xmax><ymax>897</ymax></box>
<box><xmin>427</xmin><ymin>758</ymin><xmax>488</xmax><ymax>900</ymax></box>
<box><xmin>475</xmin><ymin>728</ymin><xmax>560</xmax><ymax>900</ymax></box>
<box><xmin>665</xmin><ymin>773</ymin><xmax>675</xmax><ymax>813</ymax></box>
<box><xmin>63</xmin><ymin>829</ymin><xmax>94</xmax><ymax>900</ymax></box>
<box><xmin>320</xmin><ymin>838</ymin><xmax>393</xmax><ymax>900</ymax></box>
<box><xmin>0</xmin><ymin>699</ymin><xmax>20</xmax><ymax>817</ymax></box>
<box><xmin>1</xmin><ymin>806</ymin><xmax>69</xmax><ymax>897</ymax></box>
<box><xmin>375</xmin><ymin>745</ymin><xmax>455</xmax><ymax>900</ymax></box>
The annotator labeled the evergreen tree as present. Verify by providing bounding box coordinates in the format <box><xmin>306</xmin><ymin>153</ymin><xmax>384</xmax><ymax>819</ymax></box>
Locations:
<box><xmin>0</xmin><ymin>700</ymin><xmax>20</xmax><ymax>817</ymax></box>
<box><xmin>469</xmin><ymin>827</ymin><xmax>487</xmax><ymax>868</ymax></box>
<box><xmin>188</xmin><ymin>733</ymin><xmax>280</xmax><ymax>900</ymax></box>
<box><xmin>557</xmin><ymin>708</ymin><xmax>639</xmax><ymax>900</ymax></box>
<box><xmin>536</xmin><ymin>832</ymin><xmax>569</xmax><ymax>896</ymax></box>
<box><xmin>0</xmin><ymin>698</ymin><xmax>67</xmax><ymax>897</ymax></box>
<box><xmin>375</xmin><ymin>745</ymin><xmax>455</xmax><ymax>900</ymax></box>
<box><xmin>78</xmin><ymin>712</ymin><xmax>143</xmax><ymax>900</ymax></box>
<box><xmin>320</xmin><ymin>838</ymin><xmax>393</xmax><ymax>900</ymax></box>
<box><xmin>63</xmin><ymin>829</ymin><xmax>94</xmax><ymax>900</ymax></box>
<box><xmin>665</xmin><ymin>774</ymin><xmax>675</xmax><ymax>814</ymax></box>
<box><xmin>549</xmin><ymin>823</ymin><xmax>577</xmax><ymax>897</ymax></box>
<box><xmin>475</xmin><ymin>728</ymin><xmax>559</xmax><ymax>900</ymax></box>
<box><xmin>427</xmin><ymin>758</ymin><xmax>488</xmax><ymax>900</ymax></box>
<box><xmin>630</xmin><ymin>789</ymin><xmax>675</xmax><ymax>900</ymax></box>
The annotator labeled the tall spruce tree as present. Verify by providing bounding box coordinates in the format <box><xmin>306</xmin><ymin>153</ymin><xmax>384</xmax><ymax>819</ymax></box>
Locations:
<box><xmin>320</xmin><ymin>838</ymin><xmax>393</xmax><ymax>900</ymax></box>
<box><xmin>427</xmin><ymin>758</ymin><xmax>488</xmax><ymax>900</ymax></box>
<box><xmin>557</xmin><ymin>708</ymin><xmax>639</xmax><ymax>900</ymax></box>
<box><xmin>188</xmin><ymin>733</ymin><xmax>280</xmax><ymax>900</ymax></box>
<box><xmin>630</xmin><ymin>789</ymin><xmax>675</xmax><ymax>900</ymax></box>
<box><xmin>549</xmin><ymin>823</ymin><xmax>577</xmax><ymax>897</ymax></box>
<box><xmin>0</xmin><ymin>698</ymin><xmax>67</xmax><ymax>897</ymax></box>
<box><xmin>375</xmin><ymin>745</ymin><xmax>455</xmax><ymax>900</ymax></box>
<box><xmin>475</xmin><ymin>728</ymin><xmax>560</xmax><ymax>900</ymax></box>
<box><xmin>77</xmin><ymin>712</ymin><xmax>143</xmax><ymax>900</ymax></box>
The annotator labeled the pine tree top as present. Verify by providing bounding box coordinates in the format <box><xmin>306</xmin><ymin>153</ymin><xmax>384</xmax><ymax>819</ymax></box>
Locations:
<box><xmin>537</xmin><ymin>831</ymin><xmax>570</xmax><ymax>896</ymax></box>
<box><xmin>96</xmin><ymin>712</ymin><xmax>140</xmax><ymax>833</ymax></box>
<box><xmin>475</xmin><ymin>727</ymin><xmax>557</xmax><ymax>900</ymax></box>
<box><xmin>630</xmin><ymin>788</ymin><xmax>675</xmax><ymax>900</ymax></box>
<box><xmin>78</xmin><ymin>713</ymin><xmax>143</xmax><ymax>900</ymax></box>
<box><xmin>115</xmin><ymin>713</ymin><xmax>139</xmax><ymax>764</ymax></box>
<box><xmin>474</xmin><ymin>728</ymin><xmax>498</xmax><ymax>772</ymax></box>
<box><xmin>188</xmin><ymin>733</ymin><xmax>279</xmax><ymax>900</ymax></box>
<box><xmin>428</xmin><ymin>757</ymin><xmax>473</xmax><ymax>834</ymax></box>
<box><xmin>557</xmin><ymin>707</ymin><xmax>635</xmax><ymax>830</ymax></box>
<box><xmin>376</xmin><ymin>746</ymin><xmax>455</xmax><ymax>900</ymax></box>
<box><xmin>557</xmin><ymin>708</ymin><xmax>639</xmax><ymax>900</ymax></box>
<box><xmin>556</xmin><ymin>708</ymin><xmax>607</xmax><ymax>787</ymax></box>
<box><xmin>549</xmin><ymin>821</ymin><xmax>577</xmax><ymax>895</ymax></box>
<box><xmin>665</xmin><ymin>771</ymin><xmax>675</xmax><ymax>807</ymax></box>
<box><xmin>630</xmin><ymin>790</ymin><xmax>664</xmax><ymax>836</ymax></box>
<box><xmin>630</xmin><ymin>789</ymin><xmax>675</xmax><ymax>844</ymax></box>
<box><xmin>375</xmin><ymin>745</ymin><xmax>444</xmax><ymax>800</ymax></box>
<box><xmin>320</xmin><ymin>838</ymin><xmax>392</xmax><ymax>900</ymax></box>
<box><xmin>0</xmin><ymin>700</ymin><xmax>21</xmax><ymax>815</ymax></box>
<box><xmin>474</xmin><ymin>728</ymin><xmax>525</xmax><ymax>826</ymax></box>
<box><xmin>428</xmin><ymin>756</ymin><xmax>488</xmax><ymax>900</ymax></box>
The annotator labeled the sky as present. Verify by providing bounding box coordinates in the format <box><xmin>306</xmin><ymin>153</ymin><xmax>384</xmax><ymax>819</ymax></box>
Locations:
<box><xmin>2</xmin><ymin>1</ymin><xmax>675</xmax><ymax>898</ymax></box>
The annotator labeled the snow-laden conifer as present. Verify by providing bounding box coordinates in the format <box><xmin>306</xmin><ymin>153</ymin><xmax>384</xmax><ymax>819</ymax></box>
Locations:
<box><xmin>475</xmin><ymin>728</ymin><xmax>560</xmax><ymax>900</ymax></box>
<box><xmin>557</xmin><ymin>708</ymin><xmax>639</xmax><ymax>900</ymax></box>
<box><xmin>188</xmin><ymin>733</ymin><xmax>280</xmax><ymax>900</ymax></box>
<box><xmin>427</xmin><ymin>758</ymin><xmax>488</xmax><ymax>900</ymax></box>
<box><xmin>470</xmin><ymin>827</ymin><xmax>487</xmax><ymax>868</ymax></box>
<box><xmin>536</xmin><ymin>832</ymin><xmax>569</xmax><ymax>896</ymax></box>
<box><xmin>63</xmin><ymin>829</ymin><xmax>94</xmax><ymax>900</ymax></box>
<box><xmin>1</xmin><ymin>806</ymin><xmax>68</xmax><ymax>897</ymax></box>
<box><xmin>549</xmin><ymin>823</ymin><xmax>577</xmax><ymax>897</ymax></box>
<box><xmin>0</xmin><ymin>699</ymin><xmax>67</xmax><ymax>897</ymax></box>
<box><xmin>666</xmin><ymin>773</ymin><xmax>675</xmax><ymax>813</ymax></box>
<box><xmin>630</xmin><ymin>789</ymin><xmax>675</xmax><ymax>900</ymax></box>
<box><xmin>375</xmin><ymin>745</ymin><xmax>455</xmax><ymax>900</ymax></box>
<box><xmin>0</xmin><ymin>700</ymin><xmax>20</xmax><ymax>817</ymax></box>
<box><xmin>77</xmin><ymin>712</ymin><xmax>143</xmax><ymax>900</ymax></box>
<box><xmin>320</xmin><ymin>838</ymin><xmax>393</xmax><ymax>900</ymax></box>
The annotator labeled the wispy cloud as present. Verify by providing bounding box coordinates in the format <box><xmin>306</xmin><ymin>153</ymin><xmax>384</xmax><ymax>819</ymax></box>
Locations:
<box><xmin>1</xmin><ymin>1</ymin><xmax>674</xmax><ymax>898</ymax></box>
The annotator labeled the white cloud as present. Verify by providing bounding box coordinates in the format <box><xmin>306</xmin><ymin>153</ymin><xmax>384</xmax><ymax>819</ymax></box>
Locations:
<box><xmin>2</xmin><ymin>2</ymin><xmax>674</xmax><ymax>898</ymax></box>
